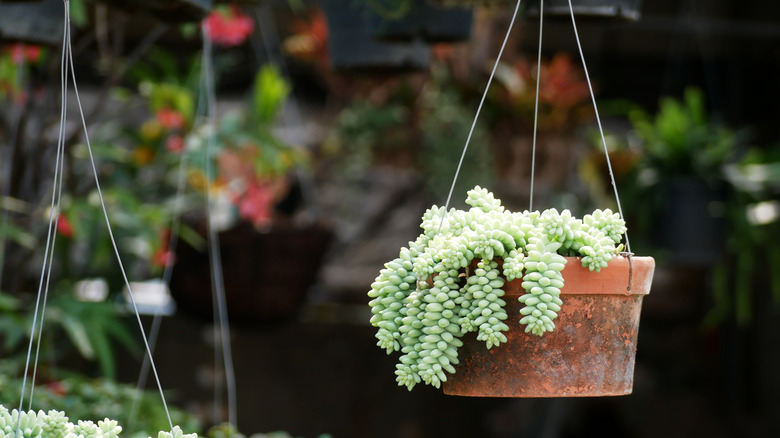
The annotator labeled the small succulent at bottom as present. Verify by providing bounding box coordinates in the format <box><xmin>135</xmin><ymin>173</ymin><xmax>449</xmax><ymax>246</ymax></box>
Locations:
<box><xmin>0</xmin><ymin>405</ymin><xmax>196</xmax><ymax>438</ymax></box>
<box><xmin>368</xmin><ymin>185</ymin><xmax>627</xmax><ymax>390</ymax></box>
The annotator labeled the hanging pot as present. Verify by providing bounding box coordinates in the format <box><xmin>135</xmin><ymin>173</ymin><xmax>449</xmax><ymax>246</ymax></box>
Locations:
<box><xmin>428</xmin><ymin>0</ymin><xmax>515</xmax><ymax>8</ymax></box>
<box><xmin>0</xmin><ymin>0</ymin><xmax>63</xmax><ymax>45</ymax></box>
<box><xmin>169</xmin><ymin>221</ymin><xmax>333</xmax><ymax>324</ymax></box>
<box><xmin>653</xmin><ymin>177</ymin><xmax>727</xmax><ymax>266</ymax></box>
<box><xmin>524</xmin><ymin>0</ymin><xmax>643</xmax><ymax>21</ymax></box>
<box><xmin>321</xmin><ymin>0</ymin><xmax>431</xmax><ymax>71</ymax></box>
<box><xmin>369</xmin><ymin>0</ymin><xmax>473</xmax><ymax>43</ymax></box>
<box><xmin>102</xmin><ymin>0</ymin><xmax>213</xmax><ymax>22</ymax></box>
<box><xmin>442</xmin><ymin>255</ymin><xmax>654</xmax><ymax>397</ymax></box>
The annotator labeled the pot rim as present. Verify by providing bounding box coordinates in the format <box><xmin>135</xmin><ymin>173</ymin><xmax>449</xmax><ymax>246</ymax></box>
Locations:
<box><xmin>502</xmin><ymin>255</ymin><xmax>655</xmax><ymax>297</ymax></box>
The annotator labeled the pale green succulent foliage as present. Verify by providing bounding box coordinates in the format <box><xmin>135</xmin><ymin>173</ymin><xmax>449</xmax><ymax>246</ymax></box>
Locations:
<box><xmin>0</xmin><ymin>405</ymin><xmax>196</xmax><ymax>438</ymax></box>
<box><xmin>368</xmin><ymin>186</ymin><xmax>627</xmax><ymax>390</ymax></box>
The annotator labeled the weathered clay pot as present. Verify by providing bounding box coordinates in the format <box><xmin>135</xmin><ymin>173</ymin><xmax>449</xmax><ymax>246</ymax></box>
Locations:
<box><xmin>442</xmin><ymin>256</ymin><xmax>654</xmax><ymax>397</ymax></box>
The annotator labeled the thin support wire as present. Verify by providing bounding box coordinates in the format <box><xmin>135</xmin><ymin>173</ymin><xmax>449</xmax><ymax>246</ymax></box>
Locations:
<box><xmin>566</xmin><ymin>0</ymin><xmax>632</xmax><ymax>256</ymax></box>
<box><xmin>62</xmin><ymin>0</ymin><xmax>175</xmax><ymax>430</ymax></box>
<box><xmin>128</xmin><ymin>151</ymin><xmax>189</xmax><ymax>429</ymax></box>
<box><xmin>438</xmin><ymin>0</ymin><xmax>523</xmax><ymax>232</ymax></box>
<box><xmin>202</xmin><ymin>30</ymin><xmax>238</xmax><ymax>429</ymax></box>
<box><xmin>529</xmin><ymin>0</ymin><xmax>544</xmax><ymax>211</ymax></box>
<box><xmin>16</xmin><ymin>2</ymin><xmax>71</xmax><ymax>423</ymax></box>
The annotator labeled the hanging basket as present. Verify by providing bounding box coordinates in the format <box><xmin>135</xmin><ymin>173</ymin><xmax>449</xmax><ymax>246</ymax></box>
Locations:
<box><xmin>428</xmin><ymin>0</ymin><xmax>515</xmax><ymax>8</ymax></box>
<box><xmin>169</xmin><ymin>221</ymin><xmax>333</xmax><ymax>324</ymax></box>
<box><xmin>0</xmin><ymin>0</ymin><xmax>63</xmax><ymax>45</ymax></box>
<box><xmin>101</xmin><ymin>0</ymin><xmax>213</xmax><ymax>22</ymax></box>
<box><xmin>321</xmin><ymin>0</ymin><xmax>431</xmax><ymax>71</ymax></box>
<box><xmin>369</xmin><ymin>1</ymin><xmax>474</xmax><ymax>43</ymax></box>
<box><xmin>524</xmin><ymin>0</ymin><xmax>643</xmax><ymax>21</ymax></box>
<box><xmin>652</xmin><ymin>177</ymin><xmax>726</xmax><ymax>266</ymax></box>
<box><xmin>442</xmin><ymin>255</ymin><xmax>654</xmax><ymax>397</ymax></box>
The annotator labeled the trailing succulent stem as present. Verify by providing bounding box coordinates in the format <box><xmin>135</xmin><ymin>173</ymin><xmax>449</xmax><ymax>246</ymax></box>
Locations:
<box><xmin>368</xmin><ymin>186</ymin><xmax>627</xmax><ymax>390</ymax></box>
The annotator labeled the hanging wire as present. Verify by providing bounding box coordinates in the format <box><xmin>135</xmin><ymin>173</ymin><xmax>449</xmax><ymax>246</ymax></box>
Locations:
<box><xmin>128</xmin><ymin>134</ymin><xmax>190</xmax><ymax>431</ymax></box>
<box><xmin>438</xmin><ymin>0</ymin><xmax>523</xmax><ymax>232</ymax></box>
<box><xmin>28</xmin><ymin>43</ymin><xmax>69</xmax><ymax>409</ymax></box>
<box><xmin>566</xmin><ymin>0</ymin><xmax>632</xmax><ymax>256</ymax></box>
<box><xmin>529</xmin><ymin>0</ymin><xmax>544</xmax><ymax>211</ymax></box>
<box><xmin>16</xmin><ymin>1</ymin><xmax>71</xmax><ymax>423</ymax></box>
<box><xmin>201</xmin><ymin>28</ymin><xmax>238</xmax><ymax>429</ymax></box>
<box><xmin>18</xmin><ymin>0</ymin><xmax>179</xmax><ymax>431</ymax></box>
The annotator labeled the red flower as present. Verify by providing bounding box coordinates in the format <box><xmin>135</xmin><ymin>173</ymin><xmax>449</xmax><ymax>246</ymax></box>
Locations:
<box><xmin>152</xmin><ymin>248</ymin><xmax>176</xmax><ymax>269</ymax></box>
<box><xmin>236</xmin><ymin>181</ymin><xmax>273</xmax><ymax>227</ymax></box>
<box><xmin>56</xmin><ymin>214</ymin><xmax>74</xmax><ymax>238</ymax></box>
<box><xmin>7</xmin><ymin>43</ymin><xmax>42</xmax><ymax>64</ymax></box>
<box><xmin>165</xmin><ymin>134</ymin><xmax>185</xmax><ymax>154</ymax></box>
<box><xmin>203</xmin><ymin>5</ymin><xmax>254</xmax><ymax>47</ymax></box>
<box><xmin>152</xmin><ymin>228</ymin><xmax>176</xmax><ymax>268</ymax></box>
<box><xmin>46</xmin><ymin>381</ymin><xmax>67</xmax><ymax>397</ymax></box>
<box><xmin>156</xmin><ymin>107</ymin><xmax>185</xmax><ymax>130</ymax></box>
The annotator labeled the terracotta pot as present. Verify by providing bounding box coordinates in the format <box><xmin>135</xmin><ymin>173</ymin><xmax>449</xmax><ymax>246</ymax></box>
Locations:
<box><xmin>442</xmin><ymin>256</ymin><xmax>654</xmax><ymax>397</ymax></box>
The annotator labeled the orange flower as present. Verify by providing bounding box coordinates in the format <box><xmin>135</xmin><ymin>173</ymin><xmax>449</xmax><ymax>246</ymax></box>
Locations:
<box><xmin>132</xmin><ymin>146</ymin><xmax>155</xmax><ymax>165</ymax></box>
<box><xmin>539</xmin><ymin>54</ymin><xmax>589</xmax><ymax>109</ymax></box>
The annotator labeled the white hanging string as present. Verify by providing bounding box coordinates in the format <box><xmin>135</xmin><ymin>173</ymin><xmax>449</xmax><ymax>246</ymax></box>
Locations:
<box><xmin>201</xmin><ymin>29</ymin><xmax>238</xmax><ymax>428</ymax></box>
<box><xmin>16</xmin><ymin>4</ymin><xmax>70</xmax><ymax>421</ymax></box>
<box><xmin>28</xmin><ymin>40</ymin><xmax>69</xmax><ymax>409</ymax></box>
<box><xmin>19</xmin><ymin>0</ymin><xmax>178</xmax><ymax>431</ymax></box>
<box><xmin>566</xmin><ymin>0</ymin><xmax>632</xmax><ymax>255</ymax></box>
<box><xmin>438</xmin><ymin>0</ymin><xmax>523</xmax><ymax>232</ymax></box>
<box><xmin>529</xmin><ymin>0</ymin><xmax>544</xmax><ymax>211</ymax></box>
<box><xmin>128</xmin><ymin>142</ymin><xmax>190</xmax><ymax>430</ymax></box>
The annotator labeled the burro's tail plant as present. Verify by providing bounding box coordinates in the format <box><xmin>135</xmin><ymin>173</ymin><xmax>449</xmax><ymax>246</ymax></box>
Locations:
<box><xmin>368</xmin><ymin>186</ymin><xmax>627</xmax><ymax>390</ymax></box>
<box><xmin>0</xmin><ymin>404</ymin><xmax>197</xmax><ymax>438</ymax></box>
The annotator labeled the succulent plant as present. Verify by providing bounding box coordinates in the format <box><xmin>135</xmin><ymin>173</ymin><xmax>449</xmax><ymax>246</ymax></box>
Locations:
<box><xmin>0</xmin><ymin>405</ymin><xmax>196</xmax><ymax>438</ymax></box>
<box><xmin>368</xmin><ymin>186</ymin><xmax>627</xmax><ymax>390</ymax></box>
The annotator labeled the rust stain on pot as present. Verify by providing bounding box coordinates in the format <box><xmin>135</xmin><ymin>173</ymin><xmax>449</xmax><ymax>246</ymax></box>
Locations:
<box><xmin>443</xmin><ymin>256</ymin><xmax>655</xmax><ymax>398</ymax></box>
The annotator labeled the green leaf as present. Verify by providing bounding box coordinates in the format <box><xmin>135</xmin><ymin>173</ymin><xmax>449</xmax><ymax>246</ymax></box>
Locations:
<box><xmin>0</xmin><ymin>291</ymin><xmax>20</xmax><ymax>311</ymax></box>
<box><xmin>69</xmin><ymin>0</ymin><xmax>89</xmax><ymax>28</ymax></box>
<box><xmin>61</xmin><ymin>314</ymin><xmax>95</xmax><ymax>360</ymax></box>
<box><xmin>2</xmin><ymin>222</ymin><xmax>36</xmax><ymax>249</ymax></box>
<box><xmin>86</xmin><ymin>318</ymin><xmax>116</xmax><ymax>379</ymax></box>
<box><xmin>252</xmin><ymin>65</ymin><xmax>291</xmax><ymax>125</ymax></box>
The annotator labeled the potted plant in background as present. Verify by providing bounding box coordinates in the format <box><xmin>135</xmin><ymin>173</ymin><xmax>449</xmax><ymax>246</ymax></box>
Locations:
<box><xmin>168</xmin><ymin>64</ymin><xmax>333</xmax><ymax>324</ymax></box>
<box><xmin>581</xmin><ymin>87</ymin><xmax>780</xmax><ymax>326</ymax></box>
<box><xmin>368</xmin><ymin>185</ymin><xmax>654</xmax><ymax>396</ymax></box>
<box><xmin>627</xmin><ymin>87</ymin><xmax>740</xmax><ymax>266</ymax></box>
